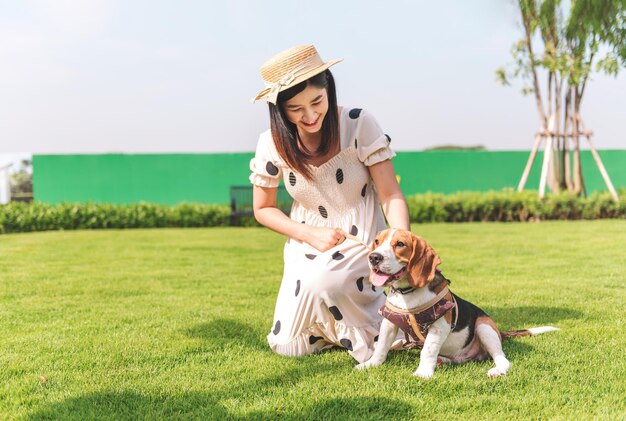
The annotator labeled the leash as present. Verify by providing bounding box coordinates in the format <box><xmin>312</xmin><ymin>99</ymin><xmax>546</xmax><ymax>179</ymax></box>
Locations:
<box><xmin>336</xmin><ymin>228</ymin><xmax>369</xmax><ymax>248</ymax></box>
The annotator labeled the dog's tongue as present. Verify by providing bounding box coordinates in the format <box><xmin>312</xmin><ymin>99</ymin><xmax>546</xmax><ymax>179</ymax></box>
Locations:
<box><xmin>370</xmin><ymin>271</ymin><xmax>391</xmax><ymax>287</ymax></box>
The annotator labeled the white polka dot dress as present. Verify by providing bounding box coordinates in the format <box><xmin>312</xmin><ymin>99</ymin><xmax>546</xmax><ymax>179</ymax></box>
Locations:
<box><xmin>249</xmin><ymin>107</ymin><xmax>395</xmax><ymax>363</ymax></box>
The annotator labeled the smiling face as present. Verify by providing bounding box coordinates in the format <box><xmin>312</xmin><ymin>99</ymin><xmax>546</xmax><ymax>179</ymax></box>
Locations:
<box><xmin>368</xmin><ymin>229</ymin><xmax>442</xmax><ymax>288</ymax></box>
<box><xmin>368</xmin><ymin>229</ymin><xmax>413</xmax><ymax>287</ymax></box>
<box><xmin>282</xmin><ymin>84</ymin><xmax>329</xmax><ymax>136</ymax></box>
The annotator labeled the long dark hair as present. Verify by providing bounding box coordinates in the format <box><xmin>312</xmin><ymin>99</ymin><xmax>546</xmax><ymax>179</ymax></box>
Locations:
<box><xmin>268</xmin><ymin>70</ymin><xmax>339</xmax><ymax>181</ymax></box>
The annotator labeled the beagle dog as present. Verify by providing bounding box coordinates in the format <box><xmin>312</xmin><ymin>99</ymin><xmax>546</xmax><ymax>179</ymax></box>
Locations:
<box><xmin>356</xmin><ymin>228</ymin><xmax>559</xmax><ymax>379</ymax></box>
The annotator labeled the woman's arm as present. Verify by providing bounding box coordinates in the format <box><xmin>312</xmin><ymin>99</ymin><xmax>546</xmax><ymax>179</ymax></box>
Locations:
<box><xmin>368</xmin><ymin>159</ymin><xmax>410</xmax><ymax>230</ymax></box>
<box><xmin>253</xmin><ymin>185</ymin><xmax>344</xmax><ymax>252</ymax></box>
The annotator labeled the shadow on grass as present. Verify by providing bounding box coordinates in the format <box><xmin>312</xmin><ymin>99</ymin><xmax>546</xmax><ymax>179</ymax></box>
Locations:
<box><xmin>377</xmin><ymin>305</ymin><xmax>574</xmax><ymax>374</ymax></box>
<box><xmin>25</xmin><ymin>392</ymin><xmax>414</xmax><ymax>420</ymax></box>
<box><xmin>183</xmin><ymin>319</ymin><xmax>358</xmax><ymax>393</ymax></box>
<box><xmin>484</xmin><ymin>306</ymin><xmax>582</xmax><ymax>327</ymax></box>
<box><xmin>25</xmin><ymin>391</ymin><xmax>229</xmax><ymax>420</ymax></box>
<box><xmin>185</xmin><ymin>318</ymin><xmax>267</xmax><ymax>351</ymax></box>
<box><xmin>247</xmin><ymin>396</ymin><xmax>416</xmax><ymax>419</ymax></box>
<box><xmin>385</xmin><ymin>340</ymin><xmax>535</xmax><ymax>375</ymax></box>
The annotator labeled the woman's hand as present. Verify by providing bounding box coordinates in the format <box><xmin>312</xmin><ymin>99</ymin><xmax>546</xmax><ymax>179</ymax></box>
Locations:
<box><xmin>303</xmin><ymin>226</ymin><xmax>346</xmax><ymax>252</ymax></box>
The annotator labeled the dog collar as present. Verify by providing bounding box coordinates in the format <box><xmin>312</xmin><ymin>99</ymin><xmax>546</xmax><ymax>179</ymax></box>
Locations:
<box><xmin>389</xmin><ymin>285</ymin><xmax>417</xmax><ymax>295</ymax></box>
<box><xmin>388</xmin><ymin>269</ymin><xmax>444</xmax><ymax>296</ymax></box>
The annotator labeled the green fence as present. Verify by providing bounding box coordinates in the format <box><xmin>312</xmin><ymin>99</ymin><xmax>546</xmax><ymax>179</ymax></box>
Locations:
<box><xmin>33</xmin><ymin>150</ymin><xmax>626</xmax><ymax>205</ymax></box>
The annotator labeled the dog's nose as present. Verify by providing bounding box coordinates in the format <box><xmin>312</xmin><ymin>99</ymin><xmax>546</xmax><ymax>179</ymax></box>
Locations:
<box><xmin>369</xmin><ymin>252</ymin><xmax>383</xmax><ymax>266</ymax></box>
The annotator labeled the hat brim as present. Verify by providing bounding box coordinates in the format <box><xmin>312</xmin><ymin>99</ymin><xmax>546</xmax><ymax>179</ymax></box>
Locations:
<box><xmin>252</xmin><ymin>58</ymin><xmax>343</xmax><ymax>103</ymax></box>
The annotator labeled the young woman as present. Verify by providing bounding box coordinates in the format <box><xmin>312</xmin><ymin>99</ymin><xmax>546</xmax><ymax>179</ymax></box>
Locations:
<box><xmin>250</xmin><ymin>44</ymin><xmax>409</xmax><ymax>363</ymax></box>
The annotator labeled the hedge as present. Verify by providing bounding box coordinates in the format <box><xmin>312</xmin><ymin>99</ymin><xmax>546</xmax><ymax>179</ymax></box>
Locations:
<box><xmin>405</xmin><ymin>189</ymin><xmax>626</xmax><ymax>222</ymax></box>
<box><xmin>1</xmin><ymin>190</ymin><xmax>624</xmax><ymax>234</ymax></box>
<box><xmin>0</xmin><ymin>202</ymin><xmax>230</xmax><ymax>234</ymax></box>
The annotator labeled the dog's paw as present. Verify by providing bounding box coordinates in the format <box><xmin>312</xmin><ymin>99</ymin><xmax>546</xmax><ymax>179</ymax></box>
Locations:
<box><xmin>354</xmin><ymin>362</ymin><xmax>367</xmax><ymax>371</ymax></box>
<box><xmin>487</xmin><ymin>367</ymin><xmax>507</xmax><ymax>378</ymax></box>
<box><xmin>355</xmin><ymin>360</ymin><xmax>381</xmax><ymax>371</ymax></box>
<box><xmin>413</xmin><ymin>366</ymin><xmax>434</xmax><ymax>379</ymax></box>
<box><xmin>487</xmin><ymin>357</ymin><xmax>510</xmax><ymax>378</ymax></box>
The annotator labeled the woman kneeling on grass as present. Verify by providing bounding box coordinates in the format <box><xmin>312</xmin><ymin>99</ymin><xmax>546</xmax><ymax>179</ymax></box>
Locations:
<box><xmin>250</xmin><ymin>44</ymin><xmax>409</xmax><ymax>363</ymax></box>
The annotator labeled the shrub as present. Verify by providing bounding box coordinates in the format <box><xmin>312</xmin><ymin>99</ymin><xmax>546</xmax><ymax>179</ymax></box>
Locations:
<box><xmin>406</xmin><ymin>189</ymin><xmax>625</xmax><ymax>223</ymax></box>
<box><xmin>1</xmin><ymin>191</ymin><xmax>624</xmax><ymax>234</ymax></box>
<box><xmin>0</xmin><ymin>202</ymin><xmax>230</xmax><ymax>234</ymax></box>
<box><xmin>406</xmin><ymin>192</ymin><xmax>448</xmax><ymax>223</ymax></box>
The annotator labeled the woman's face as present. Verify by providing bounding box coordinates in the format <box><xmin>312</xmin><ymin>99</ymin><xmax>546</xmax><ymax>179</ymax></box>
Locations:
<box><xmin>283</xmin><ymin>84</ymin><xmax>328</xmax><ymax>136</ymax></box>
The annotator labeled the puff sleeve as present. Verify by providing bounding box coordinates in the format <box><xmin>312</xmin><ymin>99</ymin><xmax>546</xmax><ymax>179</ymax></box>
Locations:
<box><xmin>249</xmin><ymin>130</ymin><xmax>283</xmax><ymax>188</ymax></box>
<box><xmin>354</xmin><ymin>110</ymin><xmax>396</xmax><ymax>166</ymax></box>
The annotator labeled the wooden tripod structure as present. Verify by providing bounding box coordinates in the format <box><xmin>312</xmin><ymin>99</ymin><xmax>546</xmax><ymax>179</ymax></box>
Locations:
<box><xmin>517</xmin><ymin>113</ymin><xmax>619</xmax><ymax>202</ymax></box>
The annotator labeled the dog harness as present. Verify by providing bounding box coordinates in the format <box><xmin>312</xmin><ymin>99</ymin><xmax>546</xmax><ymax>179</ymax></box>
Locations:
<box><xmin>379</xmin><ymin>282</ymin><xmax>457</xmax><ymax>349</ymax></box>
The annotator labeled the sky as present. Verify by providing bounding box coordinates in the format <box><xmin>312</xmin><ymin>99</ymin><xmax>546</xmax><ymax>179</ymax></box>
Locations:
<box><xmin>1</xmin><ymin>0</ymin><xmax>625</xmax><ymax>171</ymax></box>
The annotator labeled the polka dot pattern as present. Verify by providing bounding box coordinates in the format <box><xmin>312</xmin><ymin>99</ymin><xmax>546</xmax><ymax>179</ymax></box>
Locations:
<box><xmin>258</xmin><ymin>107</ymin><xmax>394</xmax><ymax>361</ymax></box>
<box><xmin>336</xmin><ymin>168</ymin><xmax>344</xmax><ymax>184</ymax></box>
<box><xmin>309</xmin><ymin>335</ymin><xmax>323</xmax><ymax>345</ymax></box>
<box><xmin>329</xmin><ymin>306</ymin><xmax>343</xmax><ymax>320</ymax></box>
<box><xmin>349</xmin><ymin>108</ymin><xmax>362</xmax><ymax>119</ymax></box>
<box><xmin>266</xmin><ymin>161</ymin><xmax>279</xmax><ymax>176</ymax></box>
<box><xmin>340</xmin><ymin>338</ymin><xmax>353</xmax><ymax>351</ymax></box>
<box><xmin>332</xmin><ymin>251</ymin><xmax>344</xmax><ymax>260</ymax></box>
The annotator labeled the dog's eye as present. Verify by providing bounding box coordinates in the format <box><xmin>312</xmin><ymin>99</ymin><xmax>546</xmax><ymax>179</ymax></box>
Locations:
<box><xmin>396</xmin><ymin>241</ymin><xmax>406</xmax><ymax>248</ymax></box>
<box><xmin>374</xmin><ymin>239</ymin><xmax>379</xmax><ymax>245</ymax></box>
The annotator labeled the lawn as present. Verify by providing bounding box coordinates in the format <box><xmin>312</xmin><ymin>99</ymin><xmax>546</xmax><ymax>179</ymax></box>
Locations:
<box><xmin>1</xmin><ymin>221</ymin><xmax>625</xmax><ymax>420</ymax></box>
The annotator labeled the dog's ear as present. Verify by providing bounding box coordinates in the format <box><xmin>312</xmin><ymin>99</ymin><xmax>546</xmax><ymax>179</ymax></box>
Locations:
<box><xmin>407</xmin><ymin>234</ymin><xmax>442</xmax><ymax>288</ymax></box>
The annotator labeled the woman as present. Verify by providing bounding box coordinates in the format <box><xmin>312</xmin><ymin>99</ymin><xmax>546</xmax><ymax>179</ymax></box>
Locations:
<box><xmin>250</xmin><ymin>45</ymin><xmax>409</xmax><ymax>363</ymax></box>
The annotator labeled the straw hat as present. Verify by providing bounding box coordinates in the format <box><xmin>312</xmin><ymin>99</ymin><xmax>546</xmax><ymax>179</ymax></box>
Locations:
<box><xmin>252</xmin><ymin>44</ymin><xmax>342</xmax><ymax>104</ymax></box>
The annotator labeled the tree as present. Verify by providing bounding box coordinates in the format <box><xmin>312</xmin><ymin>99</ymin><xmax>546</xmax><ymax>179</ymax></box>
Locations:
<box><xmin>497</xmin><ymin>0</ymin><xmax>625</xmax><ymax>200</ymax></box>
<box><xmin>10</xmin><ymin>159</ymin><xmax>33</xmax><ymax>201</ymax></box>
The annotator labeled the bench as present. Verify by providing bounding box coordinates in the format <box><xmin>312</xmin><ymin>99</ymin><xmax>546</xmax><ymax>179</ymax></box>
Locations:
<box><xmin>229</xmin><ymin>185</ymin><xmax>293</xmax><ymax>226</ymax></box>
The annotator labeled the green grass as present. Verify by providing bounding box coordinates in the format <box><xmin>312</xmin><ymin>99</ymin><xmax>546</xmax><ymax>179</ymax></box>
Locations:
<box><xmin>1</xmin><ymin>221</ymin><xmax>625</xmax><ymax>420</ymax></box>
